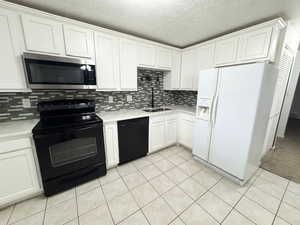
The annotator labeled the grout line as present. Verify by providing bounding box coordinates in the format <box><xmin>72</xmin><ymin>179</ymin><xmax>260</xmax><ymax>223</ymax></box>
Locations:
<box><xmin>74</xmin><ymin>185</ymin><xmax>80</xmax><ymax>225</ymax></box>
<box><xmin>219</xmin><ymin>172</ymin><xmax>260</xmax><ymax>225</ymax></box>
<box><xmin>5</xmin><ymin>204</ymin><xmax>15</xmax><ymax>225</ymax></box>
<box><xmin>271</xmin><ymin>180</ymin><xmax>292</xmax><ymax>225</ymax></box>
<box><xmin>99</xmin><ymin>179</ymin><xmax>117</xmax><ymax>225</ymax></box>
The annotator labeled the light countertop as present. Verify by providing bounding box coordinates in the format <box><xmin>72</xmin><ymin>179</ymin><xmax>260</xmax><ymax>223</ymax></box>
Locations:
<box><xmin>0</xmin><ymin>106</ymin><xmax>195</xmax><ymax>138</ymax></box>
<box><xmin>97</xmin><ymin>105</ymin><xmax>196</xmax><ymax>123</ymax></box>
<box><xmin>0</xmin><ymin>119</ymin><xmax>39</xmax><ymax>139</ymax></box>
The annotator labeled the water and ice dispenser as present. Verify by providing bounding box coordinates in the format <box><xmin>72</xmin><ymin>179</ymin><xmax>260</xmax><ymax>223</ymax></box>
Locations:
<box><xmin>196</xmin><ymin>98</ymin><xmax>212</xmax><ymax>121</ymax></box>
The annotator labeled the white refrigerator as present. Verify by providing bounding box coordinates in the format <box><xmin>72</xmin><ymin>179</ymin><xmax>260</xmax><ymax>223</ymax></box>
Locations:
<box><xmin>192</xmin><ymin>63</ymin><xmax>277</xmax><ymax>182</ymax></box>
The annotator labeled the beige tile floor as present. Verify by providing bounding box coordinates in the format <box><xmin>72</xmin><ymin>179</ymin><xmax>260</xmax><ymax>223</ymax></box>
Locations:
<box><xmin>1</xmin><ymin>145</ymin><xmax>300</xmax><ymax>225</ymax></box>
<box><xmin>261</xmin><ymin>118</ymin><xmax>300</xmax><ymax>183</ymax></box>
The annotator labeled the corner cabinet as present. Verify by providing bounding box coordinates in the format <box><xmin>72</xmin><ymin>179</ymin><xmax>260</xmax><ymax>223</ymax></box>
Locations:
<box><xmin>164</xmin><ymin>50</ymin><xmax>181</xmax><ymax>90</ymax></box>
<box><xmin>138</xmin><ymin>43</ymin><xmax>156</xmax><ymax>68</ymax></box>
<box><xmin>95</xmin><ymin>32</ymin><xmax>120</xmax><ymax>91</ymax></box>
<box><xmin>63</xmin><ymin>24</ymin><xmax>94</xmax><ymax>58</ymax></box>
<box><xmin>177</xmin><ymin>113</ymin><xmax>195</xmax><ymax>149</ymax></box>
<box><xmin>156</xmin><ymin>47</ymin><xmax>172</xmax><ymax>69</ymax></box>
<box><xmin>103</xmin><ymin>122</ymin><xmax>119</xmax><ymax>168</ymax></box>
<box><xmin>180</xmin><ymin>49</ymin><xmax>196</xmax><ymax>90</ymax></box>
<box><xmin>119</xmin><ymin>38</ymin><xmax>138</xmax><ymax>91</ymax></box>
<box><xmin>149</xmin><ymin>114</ymin><xmax>177</xmax><ymax>153</ymax></box>
<box><xmin>0</xmin><ymin>138</ymin><xmax>40</xmax><ymax>207</ymax></box>
<box><xmin>21</xmin><ymin>14</ymin><xmax>64</xmax><ymax>55</ymax></box>
<box><xmin>0</xmin><ymin>8</ymin><xmax>28</xmax><ymax>92</ymax></box>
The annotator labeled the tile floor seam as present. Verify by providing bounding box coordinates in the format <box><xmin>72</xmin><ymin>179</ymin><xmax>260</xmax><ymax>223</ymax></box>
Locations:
<box><xmin>41</xmin><ymin>198</ymin><xmax>47</xmax><ymax>225</ymax></box>
<box><xmin>271</xmin><ymin>180</ymin><xmax>294</xmax><ymax>225</ymax></box>
<box><xmin>74</xmin><ymin>185</ymin><xmax>80</xmax><ymax>225</ymax></box>
<box><xmin>172</xmin><ymin>174</ymin><xmax>224</xmax><ymax>225</ymax></box>
<box><xmin>221</xmin><ymin>174</ymin><xmax>260</xmax><ymax>225</ymax></box>
<box><xmin>6</xmin><ymin>204</ymin><xmax>15</xmax><ymax>225</ymax></box>
<box><xmin>115</xmin><ymin>167</ymin><xmax>146</xmax><ymax>225</ymax></box>
<box><xmin>105</xmin><ymin>169</ymin><xmax>122</xmax><ymax>225</ymax></box>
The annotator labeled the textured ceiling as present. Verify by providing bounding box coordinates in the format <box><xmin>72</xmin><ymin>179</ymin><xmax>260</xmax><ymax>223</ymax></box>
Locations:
<box><xmin>4</xmin><ymin>0</ymin><xmax>300</xmax><ymax>47</ymax></box>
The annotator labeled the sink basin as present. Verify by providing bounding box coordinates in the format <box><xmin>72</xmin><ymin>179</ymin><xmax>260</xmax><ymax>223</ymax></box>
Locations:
<box><xmin>143</xmin><ymin>108</ymin><xmax>172</xmax><ymax>112</ymax></box>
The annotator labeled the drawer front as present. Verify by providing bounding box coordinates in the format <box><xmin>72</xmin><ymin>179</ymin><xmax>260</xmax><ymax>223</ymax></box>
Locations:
<box><xmin>150</xmin><ymin>115</ymin><xmax>165</xmax><ymax>123</ymax></box>
<box><xmin>0</xmin><ymin>138</ymin><xmax>31</xmax><ymax>154</ymax></box>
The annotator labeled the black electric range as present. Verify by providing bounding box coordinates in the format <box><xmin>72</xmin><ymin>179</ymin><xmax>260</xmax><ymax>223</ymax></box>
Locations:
<box><xmin>32</xmin><ymin>99</ymin><xmax>106</xmax><ymax>196</ymax></box>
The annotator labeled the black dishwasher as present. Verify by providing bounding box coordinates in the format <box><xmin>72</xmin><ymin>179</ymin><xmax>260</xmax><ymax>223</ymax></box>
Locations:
<box><xmin>118</xmin><ymin>117</ymin><xmax>149</xmax><ymax>164</ymax></box>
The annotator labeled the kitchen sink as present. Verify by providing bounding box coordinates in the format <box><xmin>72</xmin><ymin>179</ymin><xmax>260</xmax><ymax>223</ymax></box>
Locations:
<box><xmin>143</xmin><ymin>108</ymin><xmax>172</xmax><ymax>112</ymax></box>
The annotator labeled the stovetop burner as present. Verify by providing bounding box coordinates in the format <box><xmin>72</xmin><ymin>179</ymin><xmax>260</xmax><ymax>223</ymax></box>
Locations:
<box><xmin>33</xmin><ymin>99</ymin><xmax>102</xmax><ymax>133</ymax></box>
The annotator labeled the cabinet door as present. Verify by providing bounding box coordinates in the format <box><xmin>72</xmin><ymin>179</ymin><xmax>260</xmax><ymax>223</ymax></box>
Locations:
<box><xmin>119</xmin><ymin>39</ymin><xmax>138</xmax><ymax>90</ymax></box>
<box><xmin>180</xmin><ymin>49</ymin><xmax>196</xmax><ymax>90</ymax></box>
<box><xmin>0</xmin><ymin>9</ymin><xmax>28</xmax><ymax>91</ymax></box>
<box><xmin>214</xmin><ymin>36</ymin><xmax>239</xmax><ymax>65</ymax></box>
<box><xmin>95</xmin><ymin>33</ymin><xmax>120</xmax><ymax>90</ymax></box>
<box><xmin>104</xmin><ymin>123</ymin><xmax>119</xmax><ymax>168</ymax></box>
<box><xmin>193</xmin><ymin>43</ymin><xmax>216</xmax><ymax>90</ymax></box>
<box><xmin>149</xmin><ymin>117</ymin><xmax>166</xmax><ymax>153</ymax></box>
<box><xmin>21</xmin><ymin>14</ymin><xmax>64</xmax><ymax>55</ymax></box>
<box><xmin>238</xmin><ymin>27</ymin><xmax>273</xmax><ymax>61</ymax></box>
<box><xmin>164</xmin><ymin>50</ymin><xmax>181</xmax><ymax>90</ymax></box>
<box><xmin>0</xmin><ymin>149</ymin><xmax>39</xmax><ymax>206</ymax></box>
<box><xmin>156</xmin><ymin>47</ymin><xmax>172</xmax><ymax>69</ymax></box>
<box><xmin>165</xmin><ymin>118</ymin><xmax>177</xmax><ymax>146</ymax></box>
<box><xmin>63</xmin><ymin>24</ymin><xmax>94</xmax><ymax>58</ymax></box>
<box><xmin>138</xmin><ymin>43</ymin><xmax>156</xmax><ymax>68</ymax></box>
<box><xmin>178</xmin><ymin>116</ymin><xmax>194</xmax><ymax>149</ymax></box>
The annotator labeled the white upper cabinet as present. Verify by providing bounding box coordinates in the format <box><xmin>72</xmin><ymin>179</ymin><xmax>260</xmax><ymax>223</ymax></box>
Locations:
<box><xmin>238</xmin><ymin>26</ymin><xmax>273</xmax><ymax>62</ymax></box>
<box><xmin>138</xmin><ymin>43</ymin><xmax>156</xmax><ymax>68</ymax></box>
<box><xmin>138</xmin><ymin>44</ymin><xmax>172</xmax><ymax>70</ymax></box>
<box><xmin>156</xmin><ymin>47</ymin><xmax>172</xmax><ymax>69</ymax></box>
<box><xmin>95</xmin><ymin>32</ymin><xmax>120</xmax><ymax>91</ymax></box>
<box><xmin>180</xmin><ymin>48</ymin><xmax>196</xmax><ymax>90</ymax></box>
<box><xmin>63</xmin><ymin>24</ymin><xmax>94</xmax><ymax>58</ymax></box>
<box><xmin>119</xmin><ymin>38</ymin><xmax>138</xmax><ymax>90</ymax></box>
<box><xmin>164</xmin><ymin>50</ymin><xmax>181</xmax><ymax>90</ymax></box>
<box><xmin>197</xmin><ymin>43</ymin><xmax>215</xmax><ymax>70</ymax></box>
<box><xmin>0</xmin><ymin>8</ymin><xmax>28</xmax><ymax>91</ymax></box>
<box><xmin>214</xmin><ymin>36</ymin><xmax>239</xmax><ymax>65</ymax></box>
<box><xmin>193</xmin><ymin>43</ymin><xmax>216</xmax><ymax>90</ymax></box>
<box><xmin>21</xmin><ymin>14</ymin><xmax>64</xmax><ymax>55</ymax></box>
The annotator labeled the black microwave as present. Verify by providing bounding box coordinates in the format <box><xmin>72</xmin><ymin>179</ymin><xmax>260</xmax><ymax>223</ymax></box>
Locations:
<box><xmin>23</xmin><ymin>53</ymin><xmax>97</xmax><ymax>90</ymax></box>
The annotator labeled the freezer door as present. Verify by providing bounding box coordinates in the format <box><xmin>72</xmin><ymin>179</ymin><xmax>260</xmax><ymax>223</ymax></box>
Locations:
<box><xmin>209</xmin><ymin>63</ymin><xmax>265</xmax><ymax>179</ymax></box>
<box><xmin>193</xmin><ymin>68</ymin><xmax>218</xmax><ymax>161</ymax></box>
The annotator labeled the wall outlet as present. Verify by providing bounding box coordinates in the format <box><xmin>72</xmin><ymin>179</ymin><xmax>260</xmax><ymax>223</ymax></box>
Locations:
<box><xmin>127</xmin><ymin>95</ymin><xmax>133</xmax><ymax>102</ymax></box>
<box><xmin>22</xmin><ymin>98</ymin><xmax>31</xmax><ymax>108</ymax></box>
<box><xmin>108</xmin><ymin>96</ymin><xmax>113</xmax><ymax>103</ymax></box>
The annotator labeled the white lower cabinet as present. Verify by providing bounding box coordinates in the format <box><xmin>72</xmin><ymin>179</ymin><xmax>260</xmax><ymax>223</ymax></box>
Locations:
<box><xmin>103</xmin><ymin>122</ymin><xmax>119</xmax><ymax>168</ymax></box>
<box><xmin>149</xmin><ymin>114</ymin><xmax>177</xmax><ymax>153</ymax></box>
<box><xmin>149</xmin><ymin>117</ymin><xmax>165</xmax><ymax>153</ymax></box>
<box><xmin>0</xmin><ymin>138</ymin><xmax>40</xmax><ymax>207</ymax></box>
<box><xmin>165</xmin><ymin>117</ymin><xmax>177</xmax><ymax>146</ymax></box>
<box><xmin>177</xmin><ymin>113</ymin><xmax>195</xmax><ymax>149</ymax></box>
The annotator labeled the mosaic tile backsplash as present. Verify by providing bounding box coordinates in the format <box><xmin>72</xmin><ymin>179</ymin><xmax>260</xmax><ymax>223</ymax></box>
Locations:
<box><xmin>0</xmin><ymin>69</ymin><xmax>197</xmax><ymax>122</ymax></box>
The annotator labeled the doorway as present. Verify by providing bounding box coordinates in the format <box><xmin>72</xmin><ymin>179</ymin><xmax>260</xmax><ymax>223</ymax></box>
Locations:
<box><xmin>261</xmin><ymin>49</ymin><xmax>300</xmax><ymax>183</ymax></box>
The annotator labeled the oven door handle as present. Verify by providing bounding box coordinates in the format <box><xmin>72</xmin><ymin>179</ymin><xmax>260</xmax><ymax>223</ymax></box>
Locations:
<box><xmin>33</xmin><ymin>123</ymin><xmax>101</xmax><ymax>139</ymax></box>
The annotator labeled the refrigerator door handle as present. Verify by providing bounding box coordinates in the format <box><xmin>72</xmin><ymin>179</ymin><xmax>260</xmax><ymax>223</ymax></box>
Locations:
<box><xmin>212</xmin><ymin>94</ymin><xmax>219</xmax><ymax>126</ymax></box>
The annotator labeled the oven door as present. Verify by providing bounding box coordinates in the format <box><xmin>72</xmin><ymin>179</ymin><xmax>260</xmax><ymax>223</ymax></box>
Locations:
<box><xmin>34</xmin><ymin>123</ymin><xmax>105</xmax><ymax>181</ymax></box>
<box><xmin>24</xmin><ymin>56</ymin><xmax>96</xmax><ymax>89</ymax></box>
